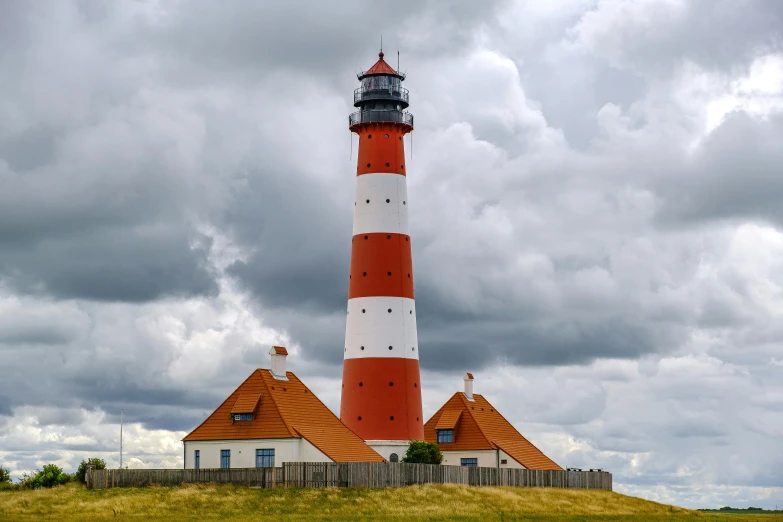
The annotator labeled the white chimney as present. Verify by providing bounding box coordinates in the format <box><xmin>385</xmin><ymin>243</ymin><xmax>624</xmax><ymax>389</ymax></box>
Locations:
<box><xmin>270</xmin><ymin>346</ymin><xmax>289</xmax><ymax>380</ymax></box>
<box><xmin>463</xmin><ymin>372</ymin><xmax>474</xmax><ymax>401</ymax></box>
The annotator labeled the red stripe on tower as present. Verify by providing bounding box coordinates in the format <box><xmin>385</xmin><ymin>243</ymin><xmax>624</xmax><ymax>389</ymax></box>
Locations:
<box><xmin>341</xmin><ymin>51</ymin><xmax>423</xmax><ymax>458</ymax></box>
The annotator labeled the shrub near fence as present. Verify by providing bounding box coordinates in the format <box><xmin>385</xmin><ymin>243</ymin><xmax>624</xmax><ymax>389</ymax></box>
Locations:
<box><xmin>87</xmin><ymin>463</ymin><xmax>611</xmax><ymax>491</ymax></box>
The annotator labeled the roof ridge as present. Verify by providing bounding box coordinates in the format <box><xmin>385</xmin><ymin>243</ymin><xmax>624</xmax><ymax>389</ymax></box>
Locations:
<box><xmin>490</xmin><ymin>438</ymin><xmax>524</xmax><ymax>466</ymax></box>
<box><xmin>182</xmin><ymin>369</ymin><xmax>261</xmax><ymax>441</ymax></box>
<box><xmin>473</xmin><ymin>394</ymin><xmax>562</xmax><ymax>470</ymax></box>
<box><xmin>284</xmin><ymin>372</ymin><xmax>373</xmax><ymax>445</ymax></box>
<box><xmin>458</xmin><ymin>392</ymin><xmax>492</xmax><ymax>448</ymax></box>
<box><xmin>426</xmin><ymin>394</ymin><xmax>455</xmax><ymax>430</ymax></box>
<box><xmin>262</xmin><ymin>370</ymin><xmax>299</xmax><ymax>438</ymax></box>
<box><xmin>292</xmin><ymin>425</ymin><xmax>375</xmax><ymax>463</ymax></box>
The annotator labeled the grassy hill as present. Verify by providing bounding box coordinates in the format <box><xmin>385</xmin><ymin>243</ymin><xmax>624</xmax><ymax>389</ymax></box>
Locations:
<box><xmin>1</xmin><ymin>482</ymin><xmax>778</xmax><ymax>521</ymax></box>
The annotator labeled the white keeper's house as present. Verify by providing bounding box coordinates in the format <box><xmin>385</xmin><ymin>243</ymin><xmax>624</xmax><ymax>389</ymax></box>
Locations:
<box><xmin>182</xmin><ymin>347</ymin><xmax>384</xmax><ymax>469</ymax></box>
<box><xmin>424</xmin><ymin>373</ymin><xmax>562</xmax><ymax>470</ymax></box>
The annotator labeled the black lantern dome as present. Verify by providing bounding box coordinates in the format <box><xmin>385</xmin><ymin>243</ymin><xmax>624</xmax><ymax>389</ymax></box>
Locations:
<box><xmin>349</xmin><ymin>51</ymin><xmax>413</xmax><ymax>129</ymax></box>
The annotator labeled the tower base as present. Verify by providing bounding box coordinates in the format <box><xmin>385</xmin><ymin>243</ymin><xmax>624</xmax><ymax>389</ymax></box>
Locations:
<box><xmin>365</xmin><ymin>440</ymin><xmax>410</xmax><ymax>462</ymax></box>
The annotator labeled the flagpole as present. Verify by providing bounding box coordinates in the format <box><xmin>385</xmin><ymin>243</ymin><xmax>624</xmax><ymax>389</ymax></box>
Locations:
<box><xmin>120</xmin><ymin>409</ymin><xmax>123</xmax><ymax>469</ymax></box>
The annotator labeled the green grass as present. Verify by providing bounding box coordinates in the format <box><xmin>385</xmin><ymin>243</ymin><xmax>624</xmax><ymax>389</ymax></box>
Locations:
<box><xmin>0</xmin><ymin>482</ymin><xmax>779</xmax><ymax>521</ymax></box>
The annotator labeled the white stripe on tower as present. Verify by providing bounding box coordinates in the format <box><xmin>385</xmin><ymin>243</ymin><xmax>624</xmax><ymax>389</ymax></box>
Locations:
<box><xmin>352</xmin><ymin>173</ymin><xmax>410</xmax><ymax>236</ymax></box>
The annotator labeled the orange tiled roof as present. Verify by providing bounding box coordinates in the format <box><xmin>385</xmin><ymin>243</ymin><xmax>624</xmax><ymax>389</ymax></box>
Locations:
<box><xmin>434</xmin><ymin>410</ymin><xmax>462</xmax><ymax>430</ymax></box>
<box><xmin>231</xmin><ymin>394</ymin><xmax>261</xmax><ymax>414</ymax></box>
<box><xmin>465</xmin><ymin>372</ymin><xmax>474</xmax><ymax>379</ymax></box>
<box><xmin>272</xmin><ymin>346</ymin><xmax>288</xmax><ymax>355</ymax></box>
<box><xmin>364</xmin><ymin>52</ymin><xmax>398</xmax><ymax>76</ymax></box>
<box><xmin>424</xmin><ymin>392</ymin><xmax>562</xmax><ymax>470</ymax></box>
<box><xmin>184</xmin><ymin>369</ymin><xmax>384</xmax><ymax>463</ymax></box>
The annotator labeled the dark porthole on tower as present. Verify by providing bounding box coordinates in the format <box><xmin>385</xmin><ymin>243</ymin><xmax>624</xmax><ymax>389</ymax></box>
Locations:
<box><xmin>387</xmin><ymin>272</ymin><xmax>392</xmax><ymax>276</ymax></box>
<box><xmin>388</xmin><ymin>309</ymin><xmax>392</xmax><ymax>313</ymax></box>
<box><xmin>359</xmin><ymin>382</ymin><xmax>363</xmax><ymax>387</ymax></box>
<box><xmin>389</xmin><ymin>382</ymin><xmax>393</xmax><ymax>386</ymax></box>
<box><xmin>385</xmin><ymin>163</ymin><xmax>390</xmax><ymax>167</ymax></box>
<box><xmin>388</xmin><ymin>345</ymin><xmax>393</xmax><ymax>350</ymax></box>
<box><xmin>386</xmin><ymin>235</ymin><xmax>391</xmax><ymax>239</ymax></box>
<box><xmin>366</xmin><ymin>199</ymin><xmax>370</xmax><ymax>203</ymax></box>
<box><xmin>360</xmin><ymin>346</ymin><xmax>365</xmax><ymax>350</ymax></box>
<box><xmin>358</xmin><ymin>416</ymin><xmax>362</xmax><ymax>420</ymax></box>
<box><xmin>390</xmin><ymin>416</ymin><xmax>394</xmax><ymax>421</ymax></box>
<box><xmin>364</xmin><ymin>235</ymin><xmax>368</xmax><ymax>239</ymax></box>
<box><xmin>363</xmin><ymin>272</ymin><xmax>367</xmax><ymax>276</ymax></box>
<box><xmin>367</xmin><ymin>163</ymin><xmax>371</xmax><ymax>167</ymax></box>
<box><xmin>385</xmin><ymin>134</ymin><xmax>389</xmax><ymax>138</ymax></box>
<box><xmin>386</xmin><ymin>199</ymin><xmax>390</xmax><ymax>203</ymax></box>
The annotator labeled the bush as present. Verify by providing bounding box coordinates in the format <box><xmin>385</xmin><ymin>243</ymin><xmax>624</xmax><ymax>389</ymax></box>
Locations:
<box><xmin>401</xmin><ymin>440</ymin><xmax>443</xmax><ymax>464</ymax></box>
<box><xmin>0</xmin><ymin>465</ymin><xmax>11</xmax><ymax>484</ymax></box>
<box><xmin>21</xmin><ymin>464</ymin><xmax>71</xmax><ymax>489</ymax></box>
<box><xmin>75</xmin><ymin>458</ymin><xmax>107</xmax><ymax>483</ymax></box>
<box><xmin>0</xmin><ymin>465</ymin><xmax>12</xmax><ymax>490</ymax></box>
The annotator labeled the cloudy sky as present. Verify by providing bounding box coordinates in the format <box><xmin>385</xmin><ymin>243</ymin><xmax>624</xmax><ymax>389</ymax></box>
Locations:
<box><xmin>1</xmin><ymin>0</ymin><xmax>782</xmax><ymax>509</ymax></box>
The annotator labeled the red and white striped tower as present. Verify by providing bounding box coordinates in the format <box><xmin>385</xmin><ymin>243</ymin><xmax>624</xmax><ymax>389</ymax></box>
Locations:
<box><xmin>341</xmin><ymin>51</ymin><xmax>423</xmax><ymax>458</ymax></box>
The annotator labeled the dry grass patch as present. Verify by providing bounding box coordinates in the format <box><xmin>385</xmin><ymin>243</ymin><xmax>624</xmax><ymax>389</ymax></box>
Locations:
<box><xmin>1</xmin><ymin>482</ymin><xmax>779</xmax><ymax>521</ymax></box>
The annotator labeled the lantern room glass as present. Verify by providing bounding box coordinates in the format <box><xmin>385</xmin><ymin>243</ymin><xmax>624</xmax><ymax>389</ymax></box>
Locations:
<box><xmin>362</xmin><ymin>75</ymin><xmax>401</xmax><ymax>93</ymax></box>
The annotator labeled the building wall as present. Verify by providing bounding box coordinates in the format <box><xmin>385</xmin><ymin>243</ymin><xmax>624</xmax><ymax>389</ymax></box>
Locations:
<box><xmin>440</xmin><ymin>449</ymin><xmax>527</xmax><ymax>469</ymax></box>
<box><xmin>365</xmin><ymin>440</ymin><xmax>408</xmax><ymax>462</ymax></box>
<box><xmin>498</xmin><ymin>449</ymin><xmax>526</xmax><ymax>469</ymax></box>
<box><xmin>183</xmin><ymin>438</ymin><xmax>330</xmax><ymax>468</ymax></box>
<box><xmin>441</xmin><ymin>449</ymin><xmax>497</xmax><ymax>467</ymax></box>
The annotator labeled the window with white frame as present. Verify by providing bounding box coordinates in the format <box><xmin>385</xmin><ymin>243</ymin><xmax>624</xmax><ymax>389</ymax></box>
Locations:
<box><xmin>460</xmin><ymin>458</ymin><xmax>478</xmax><ymax>467</ymax></box>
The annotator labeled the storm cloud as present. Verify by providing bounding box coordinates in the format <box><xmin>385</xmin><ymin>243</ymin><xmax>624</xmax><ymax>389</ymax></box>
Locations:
<box><xmin>0</xmin><ymin>0</ymin><xmax>781</xmax><ymax>509</ymax></box>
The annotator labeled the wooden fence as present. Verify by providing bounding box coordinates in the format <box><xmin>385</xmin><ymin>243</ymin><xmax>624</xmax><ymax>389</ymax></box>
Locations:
<box><xmin>87</xmin><ymin>463</ymin><xmax>611</xmax><ymax>491</ymax></box>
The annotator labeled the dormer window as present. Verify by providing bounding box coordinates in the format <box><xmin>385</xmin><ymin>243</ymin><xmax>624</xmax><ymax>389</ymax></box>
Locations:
<box><xmin>230</xmin><ymin>393</ymin><xmax>261</xmax><ymax>423</ymax></box>
<box><xmin>434</xmin><ymin>410</ymin><xmax>461</xmax><ymax>444</ymax></box>
<box><xmin>437</xmin><ymin>429</ymin><xmax>454</xmax><ymax>444</ymax></box>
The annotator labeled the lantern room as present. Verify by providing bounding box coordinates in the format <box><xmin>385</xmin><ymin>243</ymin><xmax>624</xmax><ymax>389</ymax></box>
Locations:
<box><xmin>350</xmin><ymin>51</ymin><xmax>414</xmax><ymax>128</ymax></box>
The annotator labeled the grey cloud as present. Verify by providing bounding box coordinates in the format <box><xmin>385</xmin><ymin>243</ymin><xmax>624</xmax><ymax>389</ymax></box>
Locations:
<box><xmin>3</xmin><ymin>229</ymin><xmax>218</xmax><ymax>302</ymax></box>
<box><xmin>0</xmin><ymin>0</ymin><xmax>782</xmax><ymax>509</ymax></box>
<box><xmin>658</xmin><ymin>111</ymin><xmax>783</xmax><ymax>226</ymax></box>
<box><xmin>568</xmin><ymin>0</ymin><xmax>783</xmax><ymax>75</ymax></box>
<box><xmin>224</xmin><ymin>167</ymin><xmax>351</xmax><ymax>313</ymax></box>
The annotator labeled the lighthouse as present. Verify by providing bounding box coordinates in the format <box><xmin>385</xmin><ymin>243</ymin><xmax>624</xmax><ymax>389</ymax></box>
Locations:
<box><xmin>341</xmin><ymin>50</ymin><xmax>423</xmax><ymax>460</ymax></box>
